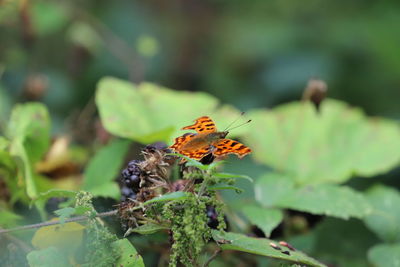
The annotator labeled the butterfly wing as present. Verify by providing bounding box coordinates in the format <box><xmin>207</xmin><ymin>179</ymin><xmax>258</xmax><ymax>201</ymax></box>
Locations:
<box><xmin>179</xmin><ymin>146</ymin><xmax>213</xmax><ymax>160</ymax></box>
<box><xmin>212</xmin><ymin>139</ymin><xmax>251</xmax><ymax>158</ymax></box>
<box><xmin>170</xmin><ymin>133</ymin><xmax>196</xmax><ymax>150</ymax></box>
<box><xmin>182</xmin><ymin>116</ymin><xmax>216</xmax><ymax>134</ymax></box>
<box><xmin>170</xmin><ymin>133</ymin><xmax>212</xmax><ymax>160</ymax></box>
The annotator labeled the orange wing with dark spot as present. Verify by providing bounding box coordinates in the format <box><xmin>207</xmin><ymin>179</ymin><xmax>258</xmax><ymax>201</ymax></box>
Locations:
<box><xmin>170</xmin><ymin>133</ymin><xmax>196</xmax><ymax>150</ymax></box>
<box><xmin>178</xmin><ymin>146</ymin><xmax>213</xmax><ymax>160</ymax></box>
<box><xmin>182</xmin><ymin>116</ymin><xmax>216</xmax><ymax>134</ymax></box>
<box><xmin>212</xmin><ymin>139</ymin><xmax>251</xmax><ymax>158</ymax></box>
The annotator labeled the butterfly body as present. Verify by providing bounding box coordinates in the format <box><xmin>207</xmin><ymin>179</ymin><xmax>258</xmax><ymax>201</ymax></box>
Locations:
<box><xmin>170</xmin><ymin>116</ymin><xmax>251</xmax><ymax>160</ymax></box>
<box><xmin>180</xmin><ymin>131</ymin><xmax>227</xmax><ymax>149</ymax></box>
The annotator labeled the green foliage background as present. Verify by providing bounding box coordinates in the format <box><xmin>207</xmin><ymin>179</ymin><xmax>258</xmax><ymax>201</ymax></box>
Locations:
<box><xmin>1</xmin><ymin>1</ymin><xmax>400</xmax><ymax>267</ymax></box>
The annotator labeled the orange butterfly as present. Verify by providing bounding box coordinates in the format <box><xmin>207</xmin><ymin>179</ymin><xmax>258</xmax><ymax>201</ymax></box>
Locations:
<box><xmin>170</xmin><ymin>116</ymin><xmax>251</xmax><ymax>160</ymax></box>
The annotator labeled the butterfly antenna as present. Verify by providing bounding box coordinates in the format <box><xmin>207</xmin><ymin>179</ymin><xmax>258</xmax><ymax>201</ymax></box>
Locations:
<box><xmin>223</xmin><ymin>112</ymin><xmax>245</xmax><ymax>132</ymax></box>
<box><xmin>226</xmin><ymin>119</ymin><xmax>252</xmax><ymax>132</ymax></box>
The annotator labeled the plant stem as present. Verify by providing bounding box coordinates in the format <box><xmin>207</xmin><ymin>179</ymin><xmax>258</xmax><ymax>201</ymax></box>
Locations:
<box><xmin>0</xmin><ymin>210</ymin><xmax>118</xmax><ymax>235</ymax></box>
<box><xmin>197</xmin><ymin>172</ymin><xmax>210</xmax><ymax>198</ymax></box>
<box><xmin>203</xmin><ymin>248</ymin><xmax>222</xmax><ymax>267</ymax></box>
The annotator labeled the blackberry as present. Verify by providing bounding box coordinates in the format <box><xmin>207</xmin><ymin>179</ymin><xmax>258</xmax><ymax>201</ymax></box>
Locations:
<box><xmin>120</xmin><ymin>185</ymin><xmax>137</xmax><ymax>202</ymax></box>
<box><xmin>206</xmin><ymin>205</ymin><xmax>219</xmax><ymax>229</ymax></box>
<box><xmin>121</xmin><ymin>160</ymin><xmax>142</xmax><ymax>191</ymax></box>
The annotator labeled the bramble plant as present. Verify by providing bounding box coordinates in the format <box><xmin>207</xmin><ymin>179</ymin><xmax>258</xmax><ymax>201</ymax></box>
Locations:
<box><xmin>0</xmin><ymin>77</ymin><xmax>400</xmax><ymax>266</ymax></box>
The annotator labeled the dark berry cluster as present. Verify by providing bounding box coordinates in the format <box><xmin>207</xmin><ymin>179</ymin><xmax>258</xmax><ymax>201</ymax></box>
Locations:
<box><xmin>120</xmin><ymin>143</ymin><xmax>173</xmax><ymax>202</ymax></box>
<box><xmin>120</xmin><ymin>160</ymin><xmax>142</xmax><ymax>201</ymax></box>
<box><xmin>206</xmin><ymin>205</ymin><xmax>219</xmax><ymax>229</ymax></box>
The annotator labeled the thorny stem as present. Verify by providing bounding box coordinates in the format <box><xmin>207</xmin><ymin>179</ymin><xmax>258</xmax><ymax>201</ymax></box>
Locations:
<box><xmin>0</xmin><ymin>210</ymin><xmax>118</xmax><ymax>235</ymax></box>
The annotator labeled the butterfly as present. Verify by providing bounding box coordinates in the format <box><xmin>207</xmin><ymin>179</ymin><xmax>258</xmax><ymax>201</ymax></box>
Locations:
<box><xmin>170</xmin><ymin>116</ymin><xmax>251</xmax><ymax>161</ymax></box>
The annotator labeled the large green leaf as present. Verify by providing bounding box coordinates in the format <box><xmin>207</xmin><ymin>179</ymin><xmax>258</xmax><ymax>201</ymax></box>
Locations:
<box><xmin>212</xmin><ymin>230</ymin><xmax>326</xmax><ymax>267</ymax></box>
<box><xmin>111</xmin><ymin>239</ymin><xmax>145</xmax><ymax>267</ymax></box>
<box><xmin>368</xmin><ymin>243</ymin><xmax>400</xmax><ymax>267</ymax></box>
<box><xmin>240</xmin><ymin>204</ymin><xmax>283</xmax><ymax>237</ymax></box>
<box><xmin>255</xmin><ymin>173</ymin><xmax>371</xmax><ymax>219</ymax></box>
<box><xmin>245</xmin><ymin>100</ymin><xmax>400</xmax><ymax>185</ymax></box>
<box><xmin>363</xmin><ymin>185</ymin><xmax>400</xmax><ymax>242</ymax></box>
<box><xmin>82</xmin><ymin>139</ymin><xmax>130</xmax><ymax>198</ymax></box>
<box><xmin>95</xmin><ymin>77</ymin><xmax>245</xmax><ymax>144</ymax></box>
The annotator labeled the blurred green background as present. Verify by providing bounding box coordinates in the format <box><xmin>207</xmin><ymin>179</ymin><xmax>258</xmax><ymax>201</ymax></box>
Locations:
<box><xmin>1</xmin><ymin>1</ymin><xmax>400</xmax><ymax>266</ymax></box>
<box><xmin>1</xmin><ymin>0</ymin><xmax>400</xmax><ymax>130</ymax></box>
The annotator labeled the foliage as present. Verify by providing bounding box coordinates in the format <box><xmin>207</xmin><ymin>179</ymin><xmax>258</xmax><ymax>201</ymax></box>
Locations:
<box><xmin>368</xmin><ymin>243</ymin><xmax>400</xmax><ymax>267</ymax></box>
<box><xmin>0</xmin><ymin>77</ymin><xmax>399</xmax><ymax>266</ymax></box>
<box><xmin>212</xmin><ymin>230</ymin><xmax>325</xmax><ymax>267</ymax></box>
<box><xmin>255</xmin><ymin>173</ymin><xmax>371</xmax><ymax>219</ymax></box>
<box><xmin>240</xmin><ymin>205</ymin><xmax>283</xmax><ymax>237</ymax></box>
<box><xmin>1</xmin><ymin>0</ymin><xmax>400</xmax><ymax>265</ymax></box>
<box><xmin>96</xmin><ymin>77</ymin><xmax>247</xmax><ymax>144</ymax></box>
<box><xmin>363</xmin><ymin>184</ymin><xmax>400</xmax><ymax>242</ymax></box>
<box><xmin>244</xmin><ymin>100</ymin><xmax>400</xmax><ymax>185</ymax></box>
<box><xmin>82</xmin><ymin>138</ymin><xmax>130</xmax><ymax>199</ymax></box>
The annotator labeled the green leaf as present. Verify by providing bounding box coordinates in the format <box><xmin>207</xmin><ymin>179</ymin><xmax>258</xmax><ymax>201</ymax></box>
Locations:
<box><xmin>245</xmin><ymin>100</ymin><xmax>400</xmax><ymax>184</ymax></box>
<box><xmin>282</xmin><ymin>185</ymin><xmax>371</xmax><ymax>219</ymax></box>
<box><xmin>7</xmin><ymin>102</ymin><xmax>50</xmax><ymax>164</ymax></box>
<box><xmin>241</xmin><ymin>205</ymin><xmax>283</xmax><ymax>237</ymax></box>
<box><xmin>212</xmin><ymin>231</ymin><xmax>326</xmax><ymax>267</ymax></box>
<box><xmin>26</xmin><ymin>247</ymin><xmax>69</xmax><ymax>267</ymax></box>
<box><xmin>6</xmin><ymin>103</ymin><xmax>50</xmax><ymax>200</ymax></box>
<box><xmin>54</xmin><ymin>206</ymin><xmax>91</xmax><ymax>224</ymax></box>
<box><xmin>96</xmin><ymin>77</ymin><xmax>244</xmax><ymax>144</ymax></box>
<box><xmin>207</xmin><ymin>160</ymin><xmax>226</xmax><ymax>171</ymax></box>
<box><xmin>54</xmin><ymin>207</ymin><xmax>76</xmax><ymax>223</ymax></box>
<box><xmin>144</xmin><ymin>191</ymin><xmax>190</xmax><ymax>205</ymax></box>
<box><xmin>255</xmin><ymin>173</ymin><xmax>295</xmax><ymax>207</ymax></box>
<box><xmin>256</xmin><ymin>173</ymin><xmax>371</xmax><ymax>219</ymax></box>
<box><xmin>213</xmin><ymin>172</ymin><xmax>253</xmax><ymax>182</ymax></box>
<box><xmin>89</xmin><ymin>182</ymin><xmax>121</xmax><ymax>199</ymax></box>
<box><xmin>170</xmin><ymin>153</ymin><xmax>206</xmax><ymax>169</ymax></box>
<box><xmin>208</xmin><ymin>185</ymin><xmax>244</xmax><ymax>193</ymax></box>
<box><xmin>111</xmin><ymin>239</ymin><xmax>145</xmax><ymax>267</ymax></box>
<box><xmin>364</xmin><ymin>185</ymin><xmax>400</xmax><ymax>242</ymax></box>
<box><xmin>83</xmin><ymin>139</ymin><xmax>130</xmax><ymax>196</ymax></box>
<box><xmin>33</xmin><ymin>189</ymin><xmax>77</xmax><ymax>207</ymax></box>
<box><xmin>129</xmin><ymin>223</ymin><xmax>169</xmax><ymax>235</ymax></box>
<box><xmin>368</xmin><ymin>243</ymin><xmax>400</xmax><ymax>267</ymax></box>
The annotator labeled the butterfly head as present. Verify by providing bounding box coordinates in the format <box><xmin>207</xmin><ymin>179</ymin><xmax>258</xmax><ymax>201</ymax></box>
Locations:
<box><xmin>220</xmin><ymin>131</ymin><xmax>229</xmax><ymax>138</ymax></box>
<box><xmin>206</xmin><ymin>131</ymin><xmax>228</xmax><ymax>142</ymax></box>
